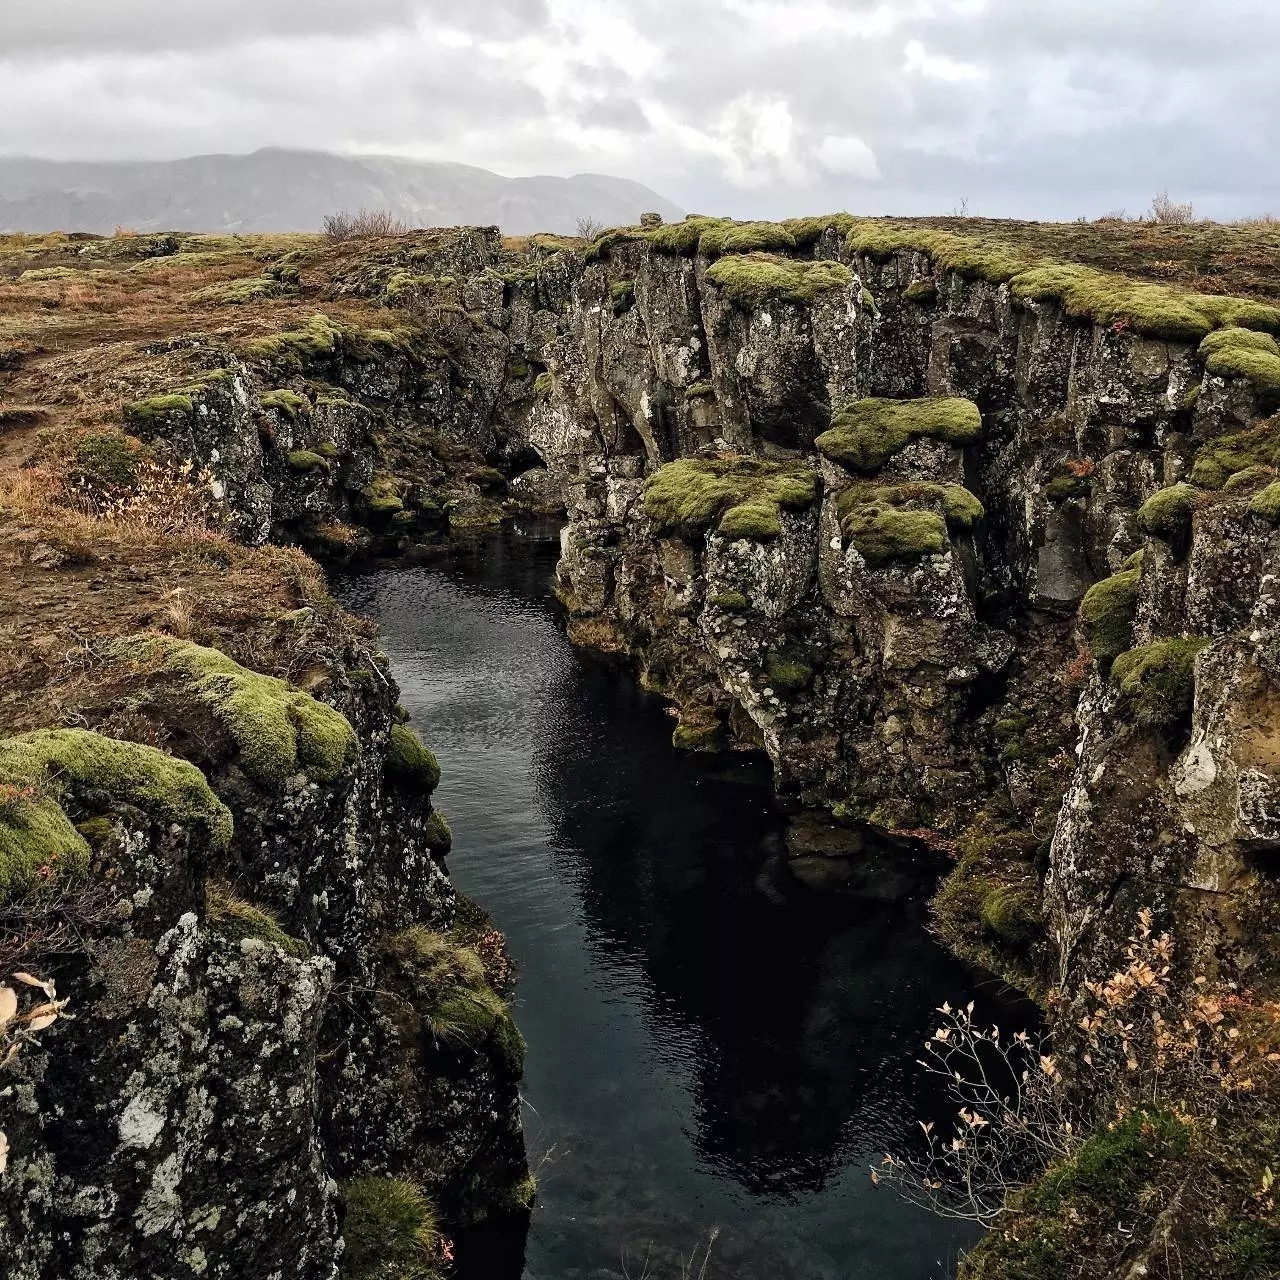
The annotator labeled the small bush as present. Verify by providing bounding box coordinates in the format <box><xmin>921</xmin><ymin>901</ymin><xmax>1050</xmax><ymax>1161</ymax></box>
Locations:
<box><xmin>816</xmin><ymin>397</ymin><xmax>982</xmax><ymax>473</ymax></box>
<box><xmin>1148</xmin><ymin>190</ymin><xmax>1196</xmax><ymax>226</ymax></box>
<box><xmin>1111</xmin><ymin>637</ymin><xmax>1210</xmax><ymax>727</ymax></box>
<box><xmin>575</xmin><ymin>215</ymin><xmax>605</xmax><ymax>243</ymax></box>
<box><xmin>71</xmin><ymin>430</ymin><xmax>145</xmax><ymax>491</ymax></box>
<box><xmin>323</xmin><ymin>209</ymin><xmax>410</xmax><ymax>240</ymax></box>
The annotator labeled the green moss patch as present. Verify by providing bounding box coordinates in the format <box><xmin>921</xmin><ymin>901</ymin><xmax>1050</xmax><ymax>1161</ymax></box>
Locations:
<box><xmin>207</xmin><ymin>881</ymin><xmax>308</xmax><ymax>958</ymax></box>
<box><xmin>835</xmin><ymin>481</ymin><xmax>981</xmax><ymax>567</ymax></box>
<box><xmin>123</xmin><ymin>393</ymin><xmax>194</xmax><ymax>428</ymax></box>
<box><xmin>704</xmin><ymin>253</ymin><xmax>852</xmax><ymax>308</ymax></box>
<box><xmin>245</xmin><ymin>314</ymin><xmax>343</xmax><ymax>375</ymax></box>
<box><xmin>1199</xmin><ymin>327</ymin><xmax>1280</xmax><ymax>402</ymax></box>
<box><xmin>708</xmin><ymin>590</ymin><xmax>750</xmax><ymax>612</ymax></box>
<box><xmin>1111</xmin><ymin>637</ymin><xmax>1211</xmax><ymax>727</ymax></box>
<box><xmin>71</xmin><ymin>429</ymin><xmax>146</xmax><ymax>490</ymax></box>
<box><xmin>765</xmin><ymin>649</ymin><xmax>814</xmax><ymax>693</ymax></box>
<box><xmin>424</xmin><ymin>810</ymin><xmax>452</xmax><ymax>854</ymax></box>
<box><xmin>386</xmin><ymin>724</ymin><xmax>441</xmax><ymax>794</ymax></box>
<box><xmin>340</xmin><ymin>1176</ymin><xmax>441</xmax><ymax>1279</ymax></box>
<box><xmin>1190</xmin><ymin>418</ymin><xmax>1280</xmax><ymax>489</ymax></box>
<box><xmin>816</xmin><ymin>396</ymin><xmax>982</xmax><ymax>473</ymax></box>
<box><xmin>1249</xmin><ymin>481</ymin><xmax>1280</xmax><ymax>521</ymax></box>
<box><xmin>533</xmin><ymin>371</ymin><xmax>554</xmax><ymax>399</ymax></box>
<box><xmin>115</xmin><ymin>636</ymin><xmax>356</xmax><ymax>788</ymax></box>
<box><xmin>287</xmin><ymin>450</ymin><xmax>330</xmax><ymax>473</ymax></box>
<box><xmin>261</xmin><ymin>389</ymin><xmax>307</xmax><ymax>419</ymax></box>
<box><xmin>780</xmin><ymin>214</ymin><xmax>856</xmax><ymax>247</ymax></box>
<box><xmin>1079</xmin><ymin>559</ymin><xmax>1142</xmax><ymax>670</ymax></box>
<box><xmin>904</xmin><ymin>279</ymin><xmax>938</xmax><ymax>305</ymax></box>
<box><xmin>0</xmin><ymin>728</ymin><xmax>231</xmax><ymax>905</ymax></box>
<box><xmin>190</xmin><ymin>275</ymin><xmax>286</xmax><ymax>305</ymax></box>
<box><xmin>684</xmin><ymin>381</ymin><xmax>715</xmax><ymax>401</ymax></box>
<box><xmin>1137</xmin><ymin>482</ymin><xmax>1200</xmax><ymax>539</ymax></box>
<box><xmin>645</xmin><ymin>215</ymin><xmax>730</xmax><ymax>256</ymax></box>
<box><xmin>644</xmin><ymin>457</ymin><xmax>818</xmax><ymax>541</ymax></box>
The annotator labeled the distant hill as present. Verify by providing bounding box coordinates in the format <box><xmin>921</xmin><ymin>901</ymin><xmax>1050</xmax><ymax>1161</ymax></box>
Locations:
<box><xmin>0</xmin><ymin>148</ymin><xmax>685</xmax><ymax>236</ymax></box>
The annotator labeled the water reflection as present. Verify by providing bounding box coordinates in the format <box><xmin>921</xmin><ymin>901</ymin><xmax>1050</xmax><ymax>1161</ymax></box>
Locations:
<box><xmin>338</xmin><ymin>525</ymin><xmax>1018</xmax><ymax>1280</ymax></box>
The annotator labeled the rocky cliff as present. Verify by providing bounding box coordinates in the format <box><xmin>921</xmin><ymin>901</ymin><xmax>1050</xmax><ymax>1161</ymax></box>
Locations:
<box><xmin>4</xmin><ymin>215</ymin><xmax>1280</xmax><ymax>1277</ymax></box>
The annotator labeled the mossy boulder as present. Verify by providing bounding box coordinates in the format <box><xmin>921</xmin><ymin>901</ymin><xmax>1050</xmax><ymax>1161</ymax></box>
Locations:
<box><xmin>1137</xmin><ymin>483</ymin><xmax>1200</xmax><ymax>540</ymax></box>
<box><xmin>1199</xmin><ymin>327</ymin><xmax>1280</xmax><ymax>403</ymax></box>
<box><xmin>644</xmin><ymin>456</ymin><xmax>818</xmax><ymax>541</ymax></box>
<box><xmin>424</xmin><ymin>810</ymin><xmax>452</xmax><ymax>855</ymax></box>
<box><xmin>287</xmin><ymin>450</ymin><xmax>330</xmax><ymax>473</ymax></box>
<box><xmin>0</xmin><ymin>728</ymin><xmax>231</xmax><ymax>905</ymax></box>
<box><xmin>386</xmin><ymin>724</ymin><xmax>441</xmax><ymax>794</ymax></box>
<box><xmin>245</xmin><ymin>314</ymin><xmax>343</xmax><ymax>375</ymax></box>
<box><xmin>1078</xmin><ymin>556</ymin><xmax>1142</xmax><ymax>670</ymax></box>
<box><xmin>816</xmin><ymin>397</ymin><xmax>982</xmax><ymax>473</ymax></box>
<box><xmin>704</xmin><ymin>253</ymin><xmax>852</xmax><ymax>308</ymax></box>
<box><xmin>979</xmin><ymin>885</ymin><xmax>1043</xmax><ymax>946</ymax></box>
<box><xmin>1249</xmin><ymin>481</ymin><xmax>1280</xmax><ymax>522</ymax></box>
<box><xmin>835</xmin><ymin>482</ymin><xmax>978</xmax><ymax>566</ymax></box>
<box><xmin>261</xmin><ymin>389</ymin><xmax>307</xmax><ymax>419</ymax></box>
<box><xmin>123</xmin><ymin>393</ymin><xmax>194</xmax><ymax>428</ymax></box>
<box><xmin>1111</xmin><ymin>637</ymin><xmax>1210</xmax><ymax>728</ymax></box>
<box><xmin>114</xmin><ymin>636</ymin><xmax>357</xmax><ymax>788</ymax></box>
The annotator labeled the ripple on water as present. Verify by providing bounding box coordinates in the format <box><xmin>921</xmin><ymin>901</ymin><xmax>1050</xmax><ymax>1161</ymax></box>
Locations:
<box><xmin>338</xmin><ymin>527</ymin><xmax>1023</xmax><ymax>1280</ymax></box>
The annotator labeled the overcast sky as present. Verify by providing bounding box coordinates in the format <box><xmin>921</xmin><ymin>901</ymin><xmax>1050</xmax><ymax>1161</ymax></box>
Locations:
<box><xmin>3</xmin><ymin>0</ymin><xmax>1277</xmax><ymax>221</ymax></box>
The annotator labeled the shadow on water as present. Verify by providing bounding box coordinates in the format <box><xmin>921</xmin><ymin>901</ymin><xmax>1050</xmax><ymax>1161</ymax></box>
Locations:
<box><xmin>336</xmin><ymin>523</ymin><xmax>1030</xmax><ymax>1280</ymax></box>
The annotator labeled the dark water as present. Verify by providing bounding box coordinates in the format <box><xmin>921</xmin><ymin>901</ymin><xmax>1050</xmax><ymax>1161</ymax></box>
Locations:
<box><xmin>338</xmin><ymin>525</ymin><xmax>1011</xmax><ymax>1280</ymax></box>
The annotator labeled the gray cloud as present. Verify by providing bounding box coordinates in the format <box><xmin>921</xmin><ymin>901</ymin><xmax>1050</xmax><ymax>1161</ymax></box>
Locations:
<box><xmin>1</xmin><ymin>0</ymin><xmax>1277</xmax><ymax>221</ymax></box>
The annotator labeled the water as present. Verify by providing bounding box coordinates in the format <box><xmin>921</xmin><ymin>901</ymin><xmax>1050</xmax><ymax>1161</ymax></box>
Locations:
<box><xmin>338</xmin><ymin>524</ymin><xmax>1013</xmax><ymax>1280</ymax></box>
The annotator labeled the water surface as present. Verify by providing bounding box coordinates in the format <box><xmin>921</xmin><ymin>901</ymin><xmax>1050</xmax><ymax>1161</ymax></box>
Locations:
<box><xmin>339</xmin><ymin>525</ymin><xmax>1006</xmax><ymax>1280</ymax></box>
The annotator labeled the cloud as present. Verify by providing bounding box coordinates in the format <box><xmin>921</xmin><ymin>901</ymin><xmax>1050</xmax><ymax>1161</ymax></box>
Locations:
<box><xmin>1</xmin><ymin>0</ymin><xmax>1278</xmax><ymax>221</ymax></box>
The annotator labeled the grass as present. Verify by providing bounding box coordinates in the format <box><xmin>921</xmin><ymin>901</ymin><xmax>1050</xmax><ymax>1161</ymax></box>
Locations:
<box><xmin>1111</xmin><ymin>637</ymin><xmax>1211</xmax><ymax>727</ymax></box>
<box><xmin>704</xmin><ymin>253</ymin><xmax>852</xmax><ymax>307</ymax></box>
<box><xmin>0</xmin><ymin>728</ymin><xmax>231</xmax><ymax>905</ymax></box>
<box><xmin>643</xmin><ymin>456</ymin><xmax>818</xmax><ymax>540</ymax></box>
<box><xmin>206</xmin><ymin>880</ymin><xmax>308</xmax><ymax>958</ymax></box>
<box><xmin>1078</xmin><ymin>555</ymin><xmax>1142</xmax><ymax>670</ymax></box>
<box><xmin>340</xmin><ymin>1176</ymin><xmax>441</xmax><ymax>1280</ymax></box>
<box><xmin>816</xmin><ymin>397</ymin><xmax>983</xmax><ymax>473</ymax></box>
<box><xmin>114</xmin><ymin>635</ymin><xmax>356</xmax><ymax>788</ymax></box>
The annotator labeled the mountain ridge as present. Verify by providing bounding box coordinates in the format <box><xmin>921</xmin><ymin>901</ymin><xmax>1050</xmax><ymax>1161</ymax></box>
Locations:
<box><xmin>0</xmin><ymin>147</ymin><xmax>685</xmax><ymax>236</ymax></box>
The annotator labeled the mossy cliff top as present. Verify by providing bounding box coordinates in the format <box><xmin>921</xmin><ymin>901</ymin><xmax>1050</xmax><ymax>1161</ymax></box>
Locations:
<box><xmin>845</xmin><ymin>219</ymin><xmax>1280</xmax><ymax>342</ymax></box>
<box><xmin>113</xmin><ymin>635</ymin><xmax>357</xmax><ymax>789</ymax></box>
<box><xmin>0</xmin><ymin>728</ymin><xmax>231</xmax><ymax>905</ymax></box>
<box><xmin>704</xmin><ymin>253</ymin><xmax>852</xmax><ymax>308</ymax></box>
<box><xmin>816</xmin><ymin>397</ymin><xmax>982</xmax><ymax>473</ymax></box>
<box><xmin>644</xmin><ymin>456</ymin><xmax>819</xmax><ymax>541</ymax></box>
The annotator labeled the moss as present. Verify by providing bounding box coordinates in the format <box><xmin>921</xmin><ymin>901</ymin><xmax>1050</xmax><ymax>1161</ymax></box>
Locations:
<box><xmin>779</xmin><ymin>213</ymin><xmax>856</xmax><ymax>247</ymax></box>
<box><xmin>190</xmin><ymin>275</ymin><xmax>285</xmax><ymax>305</ymax></box>
<box><xmin>340</xmin><ymin>1177</ymin><xmax>441</xmax><ymax>1280</ymax></box>
<box><xmin>684</xmin><ymin>381</ymin><xmax>715</xmax><ymax>401</ymax></box>
<box><xmin>672</xmin><ymin>719</ymin><xmax>722</xmax><ymax>751</ymax></box>
<box><xmin>841</xmin><ymin>503</ymin><xmax>947</xmax><ymax>566</ymax></box>
<box><xmin>1079</xmin><ymin>562</ymin><xmax>1142</xmax><ymax>670</ymax></box>
<box><xmin>701</xmin><ymin>221</ymin><xmax>796</xmax><ymax>258</ymax></box>
<box><xmin>904</xmin><ymin>279</ymin><xmax>938</xmax><ymax>305</ymax></box>
<box><xmin>261</xmin><ymin>389</ymin><xmax>306</xmax><ymax>419</ymax></box>
<box><xmin>816</xmin><ymin>396</ymin><xmax>982</xmax><ymax>473</ymax></box>
<box><xmin>1045</xmin><ymin>473</ymin><xmax>1090</xmax><ymax>502</ymax></box>
<box><xmin>644</xmin><ymin>215</ymin><xmax>730</xmax><ymax>256</ymax></box>
<box><xmin>1033</xmin><ymin>1111</ymin><xmax>1190</xmax><ymax>1214</ymax></box>
<box><xmin>287</xmin><ymin>450</ymin><xmax>330</xmax><ymax>473</ymax></box>
<box><xmin>609</xmin><ymin>279</ymin><xmax>635</xmax><ymax>310</ymax></box>
<box><xmin>245</xmin><ymin>314</ymin><xmax>343</xmax><ymax>375</ymax></box>
<box><xmin>424</xmin><ymin>810</ymin><xmax>452</xmax><ymax>855</ymax></box>
<box><xmin>1222</xmin><ymin>464</ymin><xmax>1274</xmax><ymax>491</ymax></box>
<box><xmin>708</xmin><ymin>590</ymin><xmax>750</xmax><ymax>611</ymax></box>
<box><xmin>979</xmin><ymin>885</ymin><xmax>1042</xmax><ymax>945</ymax></box>
<box><xmin>765</xmin><ymin>650</ymin><xmax>814</xmax><ymax>692</ymax></box>
<box><xmin>1199</xmin><ymin>327</ymin><xmax>1280</xmax><ymax>401</ymax></box>
<box><xmin>644</xmin><ymin>456</ymin><xmax>818</xmax><ymax>541</ymax></box>
<box><xmin>1189</xmin><ymin>418</ymin><xmax>1280</xmax><ymax>489</ymax></box>
<box><xmin>123</xmin><ymin>393</ymin><xmax>194</xmax><ymax>427</ymax></box>
<box><xmin>834</xmin><ymin>481</ymin><xmax>979</xmax><ymax>565</ymax></box>
<box><xmin>115</xmin><ymin>636</ymin><xmax>356</xmax><ymax>788</ymax></box>
<box><xmin>317</xmin><ymin>441</ymin><xmax>342</xmax><ymax>460</ymax></box>
<box><xmin>582</xmin><ymin>226</ymin><xmax>646</xmax><ymax>264</ymax></box>
<box><xmin>705</xmin><ymin>253</ymin><xmax>852</xmax><ymax>308</ymax></box>
<box><xmin>206</xmin><ymin>881</ymin><xmax>308</xmax><ymax>958</ymax></box>
<box><xmin>75</xmin><ymin>816</ymin><xmax>114</xmax><ymax>848</ymax></box>
<box><xmin>72</xmin><ymin>429</ymin><xmax>145</xmax><ymax>489</ymax></box>
<box><xmin>845</xmin><ymin>219</ymin><xmax>1280</xmax><ymax>341</ymax></box>
<box><xmin>1249</xmin><ymin>481</ymin><xmax>1280</xmax><ymax>522</ymax></box>
<box><xmin>1137</xmin><ymin>482</ymin><xmax>1200</xmax><ymax>539</ymax></box>
<box><xmin>386</xmin><ymin>724</ymin><xmax>441</xmax><ymax>794</ymax></box>
<box><xmin>1111</xmin><ymin>637</ymin><xmax>1211</xmax><ymax>727</ymax></box>
<box><xmin>0</xmin><ymin>728</ymin><xmax>231</xmax><ymax>905</ymax></box>
<box><xmin>533</xmin><ymin>372</ymin><xmax>554</xmax><ymax>399</ymax></box>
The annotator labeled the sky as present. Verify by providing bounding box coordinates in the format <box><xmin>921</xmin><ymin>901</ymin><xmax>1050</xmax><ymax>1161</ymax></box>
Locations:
<box><xmin>3</xmin><ymin>0</ymin><xmax>1278</xmax><ymax>222</ymax></box>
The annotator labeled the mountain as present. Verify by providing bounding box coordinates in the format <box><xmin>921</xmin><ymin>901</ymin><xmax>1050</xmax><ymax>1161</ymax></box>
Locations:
<box><xmin>0</xmin><ymin>148</ymin><xmax>685</xmax><ymax>236</ymax></box>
